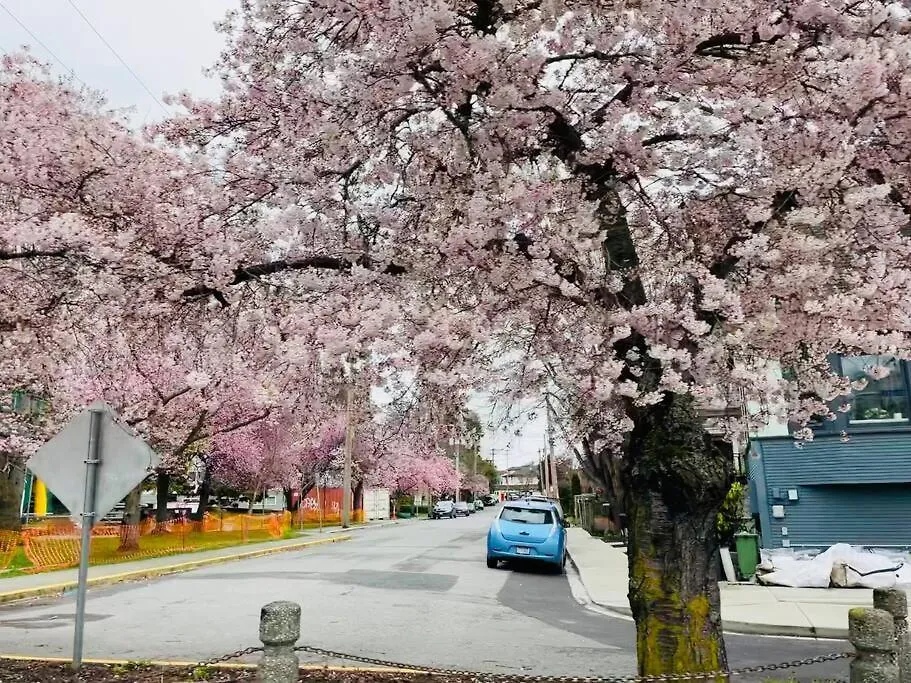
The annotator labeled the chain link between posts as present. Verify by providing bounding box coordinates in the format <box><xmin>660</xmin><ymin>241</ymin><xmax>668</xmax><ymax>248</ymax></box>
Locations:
<box><xmin>125</xmin><ymin>646</ymin><xmax>263</xmax><ymax>682</ymax></box>
<box><xmin>292</xmin><ymin>644</ymin><xmax>853</xmax><ymax>682</ymax></box>
<box><xmin>111</xmin><ymin>644</ymin><xmax>853</xmax><ymax>683</ymax></box>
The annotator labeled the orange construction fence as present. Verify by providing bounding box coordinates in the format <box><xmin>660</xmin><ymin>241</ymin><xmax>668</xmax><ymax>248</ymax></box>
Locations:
<box><xmin>3</xmin><ymin>499</ymin><xmax>366</xmax><ymax>574</ymax></box>
<box><xmin>10</xmin><ymin>511</ymin><xmax>293</xmax><ymax>573</ymax></box>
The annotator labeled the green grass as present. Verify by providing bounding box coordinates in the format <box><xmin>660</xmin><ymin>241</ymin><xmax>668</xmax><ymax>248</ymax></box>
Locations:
<box><xmin>0</xmin><ymin>547</ymin><xmax>32</xmax><ymax>578</ymax></box>
<box><xmin>0</xmin><ymin>527</ymin><xmax>314</xmax><ymax>578</ymax></box>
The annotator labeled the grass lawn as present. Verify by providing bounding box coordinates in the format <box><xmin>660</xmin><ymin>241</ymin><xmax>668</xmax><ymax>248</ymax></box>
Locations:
<box><xmin>0</xmin><ymin>516</ymin><xmax>371</xmax><ymax>579</ymax></box>
<box><xmin>0</xmin><ymin>525</ymin><xmax>327</xmax><ymax>578</ymax></box>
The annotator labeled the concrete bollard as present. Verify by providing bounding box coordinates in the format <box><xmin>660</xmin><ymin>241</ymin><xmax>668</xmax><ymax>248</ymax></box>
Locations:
<box><xmin>850</xmin><ymin>607</ymin><xmax>899</xmax><ymax>683</ymax></box>
<box><xmin>875</xmin><ymin>588</ymin><xmax>911</xmax><ymax>683</ymax></box>
<box><xmin>258</xmin><ymin>601</ymin><xmax>301</xmax><ymax>683</ymax></box>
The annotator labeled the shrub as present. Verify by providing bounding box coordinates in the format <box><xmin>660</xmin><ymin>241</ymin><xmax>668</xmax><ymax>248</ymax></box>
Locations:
<box><xmin>716</xmin><ymin>481</ymin><xmax>747</xmax><ymax>548</ymax></box>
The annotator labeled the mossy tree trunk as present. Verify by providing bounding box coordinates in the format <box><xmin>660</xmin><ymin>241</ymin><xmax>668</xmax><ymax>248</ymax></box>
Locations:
<box><xmin>623</xmin><ymin>394</ymin><xmax>733</xmax><ymax>678</ymax></box>
<box><xmin>154</xmin><ymin>470</ymin><xmax>171</xmax><ymax>528</ymax></box>
<box><xmin>192</xmin><ymin>468</ymin><xmax>212</xmax><ymax>522</ymax></box>
<box><xmin>118</xmin><ymin>483</ymin><xmax>142</xmax><ymax>552</ymax></box>
<box><xmin>0</xmin><ymin>453</ymin><xmax>25</xmax><ymax>532</ymax></box>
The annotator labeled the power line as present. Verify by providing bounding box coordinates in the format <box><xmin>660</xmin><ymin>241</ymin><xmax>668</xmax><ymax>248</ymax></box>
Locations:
<box><xmin>65</xmin><ymin>0</ymin><xmax>168</xmax><ymax>115</ymax></box>
<box><xmin>0</xmin><ymin>0</ymin><xmax>84</xmax><ymax>84</ymax></box>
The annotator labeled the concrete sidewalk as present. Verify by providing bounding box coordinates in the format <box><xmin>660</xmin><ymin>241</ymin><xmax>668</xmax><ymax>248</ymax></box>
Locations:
<box><xmin>0</xmin><ymin>523</ymin><xmax>398</xmax><ymax>604</ymax></box>
<box><xmin>566</xmin><ymin>527</ymin><xmax>906</xmax><ymax>638</ymax></box>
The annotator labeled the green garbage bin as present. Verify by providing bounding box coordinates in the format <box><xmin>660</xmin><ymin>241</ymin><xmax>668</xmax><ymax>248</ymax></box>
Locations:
<box><xmin>734</xmin><ymin>532</ymin><xmax>760</xmax><ymax>580</ymax></box>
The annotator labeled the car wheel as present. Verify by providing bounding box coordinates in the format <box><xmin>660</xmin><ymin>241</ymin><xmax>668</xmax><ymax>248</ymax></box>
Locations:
<box><xmin>556</xmin><ymin>553</ymin><xmax>567</xmax><ymax>575</ymax></box>
<box><xmin>486</xmin><ymin>557</ymin><xmax>498</xmax><ymax>569</ymax></box>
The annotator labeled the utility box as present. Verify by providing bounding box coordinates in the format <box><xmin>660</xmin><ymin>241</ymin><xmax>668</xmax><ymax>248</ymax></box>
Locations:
<box><xmin>363</xmin><ymin>488</ymin><xmax>391</xmax><ymax>521</ymax></box>
<box><xmin>735</xmin><ymin>532</ymin><xmax>760</xmax><ymax>580</ymax></box>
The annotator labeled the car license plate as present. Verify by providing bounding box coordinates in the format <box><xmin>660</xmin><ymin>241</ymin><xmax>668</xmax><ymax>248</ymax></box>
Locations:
<box><xmin>516</xmin><ymin>547</ymin><xmax>530</xmax><ymax>555</ymax></box>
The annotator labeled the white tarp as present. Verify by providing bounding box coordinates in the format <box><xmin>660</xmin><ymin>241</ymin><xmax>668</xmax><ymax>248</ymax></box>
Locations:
<box><xmin>757</xmin><ymin>543</ymin><xmax>911</xmax><ymax>588</ymax></box>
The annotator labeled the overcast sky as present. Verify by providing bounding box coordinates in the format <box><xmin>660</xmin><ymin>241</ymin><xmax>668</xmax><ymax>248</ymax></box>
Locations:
<box><xmin>0</xmin><ymin>0</ymin><xmax>566</xmax><ymax>470</ymax></box>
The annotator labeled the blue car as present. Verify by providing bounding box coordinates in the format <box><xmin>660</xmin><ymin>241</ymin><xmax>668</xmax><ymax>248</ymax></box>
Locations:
<box><xmin>486</xmin><ymin>500</ymin><xmax>567</xmax><ymax>573</ymax></box>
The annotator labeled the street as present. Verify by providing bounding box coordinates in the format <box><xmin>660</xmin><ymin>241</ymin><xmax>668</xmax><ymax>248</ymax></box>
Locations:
<box><xmin>0</xmin><ymin>511</ymin><xmax>849</xmax><ymax>680</ymax></box>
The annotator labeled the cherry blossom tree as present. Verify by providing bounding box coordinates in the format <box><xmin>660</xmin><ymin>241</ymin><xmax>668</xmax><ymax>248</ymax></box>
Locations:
<box><xmin>4</xmin><ymin>2</ymin><xmax>911</xmax><ymax>674</ymax></box>
<box><xmin>0</xmin><ymin>51</ymin><xmax>229</xmax><ymax>531</ymax></box>
<box><xmin>464</xmin><ymin>474</ymin><xmax>490</xmax><ymax>496</ymax></box>
<box><xmin>158</xmin><ymin>1</ymin><xmax>911</xmax><ymax>674</ymax></box>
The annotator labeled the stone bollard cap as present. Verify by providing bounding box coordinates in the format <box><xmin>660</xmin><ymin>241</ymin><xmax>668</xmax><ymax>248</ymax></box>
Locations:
<box><xmin>260</xmin><ymin>601</ymin><xmax>302</xmax><ymax>646</ymax></box>
<box><xmin>850</xmin><ymin>607</ymin><xmax>895</xmax><ymax>653</ymax></box>
<box><xmin>873</xmin><ymin>588</ymin><xmax>908</xmax><ymax>619</ymax></box>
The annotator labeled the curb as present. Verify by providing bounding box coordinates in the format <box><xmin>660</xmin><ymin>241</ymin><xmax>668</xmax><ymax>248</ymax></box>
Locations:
<box><xmin>0</xmin><ymin>535</ymin><xmax>351</xmax><ymax>605</ymax></box>
<box><xmin>324</xmin><ymin>519</ymin><xmax>410</xmax><ymax>534</ymax></box>
<box><xmin>565</xmin><ymin>547</ymin><xmax>846</xmax><ymax>640</ymax></box>
<box><xmin>0</xmin><ymin>655</ymin><xmax>419</xmax><ymax>674</ymax></box>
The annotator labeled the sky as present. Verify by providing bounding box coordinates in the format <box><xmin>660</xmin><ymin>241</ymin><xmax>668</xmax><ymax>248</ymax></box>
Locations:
<box><xmin>0</xmin><ymin>0</ymin><xmax>567</xmax><ymax>470</ymax></box>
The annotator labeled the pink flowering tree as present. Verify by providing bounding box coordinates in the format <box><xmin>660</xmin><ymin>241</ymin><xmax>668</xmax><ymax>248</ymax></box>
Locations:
<box><xmin>464</xmin><ymin>475</ymin><xmax>490</xmax><ymax>497</ymax></box>
<box><xmin>4</xmin><ymin>3</ymin><xmax>911</xmax><ymax>675</ymax></box>
<box><xmin>0</xmin><ymin>52</ymin><xmax>227</xmax><ymax>532</ymax></box>
<box><xmin>157</xmin><ymin>1</ymin><xmax>911</xmax><ymax>674</ymax></box>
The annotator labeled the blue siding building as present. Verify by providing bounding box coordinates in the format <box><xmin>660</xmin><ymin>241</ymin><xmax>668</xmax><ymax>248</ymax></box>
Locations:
<box><xmin>748</xmin><ymin>355</ymin><xmax>911</xmax><ymax>550</ymax></box>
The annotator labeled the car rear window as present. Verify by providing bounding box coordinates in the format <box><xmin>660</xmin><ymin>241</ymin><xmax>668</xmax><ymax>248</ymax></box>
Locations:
<box><xmin>500</xmin><ymin>507</ymin><xmax>553</xmax><ymax>525</ymax></box>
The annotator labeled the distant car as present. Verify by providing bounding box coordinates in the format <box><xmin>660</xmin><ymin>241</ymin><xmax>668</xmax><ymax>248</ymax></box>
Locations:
<box><xmin>506</xmin><ymin>492</ymin><xmax>520</xmax><ymax>501</ymax></box>
<box><xmin>431</xmin><ymin>500</ymin><xmax>455</xmax><ymax>519</ymax></box>
<box><xmin>454</xmin><ymin>501</ymin><xmax>471</xmax><ymax>517</ymax></box>
<box><xmin>473</xmin><ymin>499</ymin><xmax>484</xmax><ymax>511</ymax></box>
<box><xmin>486</xmin><ymin>500</ymin><xmax>567</xmax><ymax>573</ymax></box>
<box><xmin>484</xmin><ymin>494</ymin><xmax>498</xmax><ymax>506</ymax></box>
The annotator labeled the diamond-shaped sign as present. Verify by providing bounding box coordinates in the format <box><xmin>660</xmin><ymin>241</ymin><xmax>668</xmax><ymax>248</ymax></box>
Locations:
<box><xmin>27</xmin><ymin>402</ymin><xmax>160</xmax><ymax>526</ymax></box>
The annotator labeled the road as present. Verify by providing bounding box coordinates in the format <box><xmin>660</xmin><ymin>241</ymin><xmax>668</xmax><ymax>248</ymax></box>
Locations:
<box><xmin>0</xmin><ymin>510</ymin><xmax>850</xmax><ymax>680</ymax></box>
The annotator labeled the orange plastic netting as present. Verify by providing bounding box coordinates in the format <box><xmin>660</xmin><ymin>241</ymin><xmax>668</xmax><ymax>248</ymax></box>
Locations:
<box><xmin>18</xmin><ymin>512</ymin><xmax>293</xmax><ymax>572</ymax></box>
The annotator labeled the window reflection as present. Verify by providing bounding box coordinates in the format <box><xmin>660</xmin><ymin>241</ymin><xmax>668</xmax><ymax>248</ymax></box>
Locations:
<box><xmin>841</xmin><ymin>356</ymin><xmax>908</xmax><ymax>422</ymax></box>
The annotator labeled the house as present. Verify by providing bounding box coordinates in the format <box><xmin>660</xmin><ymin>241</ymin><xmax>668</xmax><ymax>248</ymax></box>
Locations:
<box><xmin>748</xmin><ymin>354</ymin><xmax>911</xmax><ymax>550</ymax></box>
<box><xmin>497</xmin><ymin>464</ymin><xmax>539</xmax><ymax>490</ymax></box>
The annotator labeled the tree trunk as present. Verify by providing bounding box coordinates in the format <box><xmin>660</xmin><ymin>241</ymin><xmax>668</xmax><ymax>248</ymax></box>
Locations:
<box><xmin>118</xmin><ymin>483</ymin><xmax>142</xmax><ymax>552</ymax></box>
<box><xmin>155</xmin><ymin>470</ymin><xmax>171</xmax><ymax>527</ymax></box>
<box><xmin>353</xmin><ymin>480</ymin><xmax>364</xmax><ymax>512</ymax></box>
<box><xmin>0</xmin><ymin>454</ymin><xmax>25</xmax><ymax>532</ymax></box>
<box><xmin>191</xmin><ymin>469</ymin><xmax>212</xmax><ymax>522</ymax></box>
<box><xmin>623</xmin><ymin>394</ymin><xmax>733</xmax><ymax>678</ymax></box>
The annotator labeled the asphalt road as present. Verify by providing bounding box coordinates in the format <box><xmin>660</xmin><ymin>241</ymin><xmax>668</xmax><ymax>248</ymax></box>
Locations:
<box><xmin>0</xmin><ymin>510</ymin><xmax>850</xmax><ymax>680</ymax></box>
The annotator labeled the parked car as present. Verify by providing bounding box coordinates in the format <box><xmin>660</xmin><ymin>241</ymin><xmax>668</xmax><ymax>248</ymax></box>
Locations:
<box><xmin>484</xmin><ymin>494</ymin><xmax>498</xmax><ymax>506</ymax></box>
<box><xmin>486</xmin><ymin>500</ymin><xmax>567</xmax><ymax>573</ymax></box>
<box><xmin>473</xmin><ymin>499</ymin><xmax>484</xmax><ymax>511</ymax></box>
<box><xmin>431</xmin><ymin>500</ymin><xmax>455</xmax><ymax>519</ymax></box>
<box><xmin>454</xmin><ymin>501</ymin><xmax>471</xmax><ymax>517</ymax></box>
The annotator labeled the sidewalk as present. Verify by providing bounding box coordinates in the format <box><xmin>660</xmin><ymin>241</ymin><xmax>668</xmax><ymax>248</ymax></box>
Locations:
<box><xmin>0</xmin><ymin>532</ymin><xmax>353</xmax><ymax>605</ymax></box>
<box><xmin>566</xmin><ymin>527</ymin><xmax>904</xmax><ymax>638</ymax></box>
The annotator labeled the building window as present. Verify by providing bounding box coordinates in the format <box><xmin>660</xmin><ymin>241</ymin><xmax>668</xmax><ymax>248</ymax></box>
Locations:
<box><xmin>10</xmin><ymin>390</ymin><xmax>49</xmax><ymax>417</ymax></box>
<box><xmin>840</xmin><ymin>355</ymin><xmax>909</xmax><ymax>422</ymax></box>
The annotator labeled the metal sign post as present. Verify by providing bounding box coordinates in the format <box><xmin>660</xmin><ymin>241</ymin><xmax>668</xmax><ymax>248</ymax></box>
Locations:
<box><xmin>26</xmin><ymin>401</ymin><xmax>159</xmax><ymax>672</ymax></box>
<box><xmin>72</xmin><ymin>408</ymin><xmax>102</xmax><ymax>670</ymax></box>
<box><xmin>317</xmin><ymin>474</ymin><xmax>323</xmax><ymax>534</ymax></box>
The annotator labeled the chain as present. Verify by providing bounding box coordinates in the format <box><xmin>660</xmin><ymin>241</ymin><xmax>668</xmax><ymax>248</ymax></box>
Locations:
<box><xmin>194</xmin><ymin>645</ymin><xmax>263</xmax><ymax>667</ymax></box>
<box><xmin>293</xmin><ymin>644</ymin><xmax>853</xmax><ymax>682</ymax></box>
<box><xmin>126</xmin><ymin>646</ymin><xmax>263</xmax><ymax>682</ymax></box>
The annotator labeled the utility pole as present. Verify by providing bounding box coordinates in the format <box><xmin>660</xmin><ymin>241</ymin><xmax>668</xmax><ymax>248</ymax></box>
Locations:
<box><xmin>341</xmin><ymin>382</ymin><xmax>354</xmax><ymax>528</ymax></box>
<box><xmin>454</xmin><ymin>418</ymin><xmax>461</xmax><ymax>503</ymax></box>
<box><xmin>545</xmin><ymin>394</ymin><xmax>558</xmax><ymax>499</ymax></box>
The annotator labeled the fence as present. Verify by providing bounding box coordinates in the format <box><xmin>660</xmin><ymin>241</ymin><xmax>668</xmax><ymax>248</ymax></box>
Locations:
<box><xmin>289</xmin><ymin>488</ymin><xmax>365</xmax><ymax>525</ymax></box>
<box><xmin>141</xmin><ymin>588</ymin><xmax>911</xmax><ymax>682</ymax></box>
<box><xmin>0</xmin><ymin>511</ymin><xmax>294</xmax><ymax>573</ymax></box>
